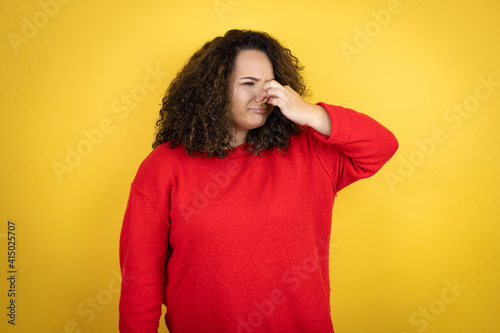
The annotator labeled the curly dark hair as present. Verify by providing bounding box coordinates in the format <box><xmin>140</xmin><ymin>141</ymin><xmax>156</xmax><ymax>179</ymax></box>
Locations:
<box><xmin>152</xmin><ymin>29</ymin><xmax>310</xmax><ymax>157</ymax></box>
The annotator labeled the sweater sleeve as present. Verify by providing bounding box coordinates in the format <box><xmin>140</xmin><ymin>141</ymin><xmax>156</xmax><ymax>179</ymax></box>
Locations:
<box><xmin>312</xmin><ymin>102</ymin><xmax>399</xmax><ymax>194</ymax></box>
<box><xmin>119</xmin><ymin>182</ymin><xmax>170</xmax><ymax>333</ymax></box>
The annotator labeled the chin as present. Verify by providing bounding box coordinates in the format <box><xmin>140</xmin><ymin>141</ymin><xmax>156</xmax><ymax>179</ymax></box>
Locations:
<box><xmin>235</xmin><ymin>112</ymin><xmax>272</xmax><ymax>132</ymax></box>
<box><xmin>248</xmin><ymin>115</ymin><xmax>270</xmax><ymax>129</ymax></box>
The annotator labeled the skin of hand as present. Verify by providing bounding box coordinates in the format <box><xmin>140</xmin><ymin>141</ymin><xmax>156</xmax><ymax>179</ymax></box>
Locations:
<box><xmin>258</xmin><ymin>80</ymin><xmax>332</xmax><ymax>136</ymax></box>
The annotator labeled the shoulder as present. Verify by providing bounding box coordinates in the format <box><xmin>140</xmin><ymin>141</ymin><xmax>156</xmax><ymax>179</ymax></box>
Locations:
<box><xmin>132</xmin><ymin>142</ymin><xmax>188</xmax><ymax>187</ymax></box>
<box><xmin>283</xmin><ymin>127</ymin><xmax>324</xmax><ymax>160</ymax></box>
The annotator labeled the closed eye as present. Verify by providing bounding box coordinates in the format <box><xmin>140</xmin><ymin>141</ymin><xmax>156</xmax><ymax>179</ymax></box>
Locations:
<box><xmin>243</xmin><ymin>82</ymin><xmax>256</xmax><ymax>86</ymax></box>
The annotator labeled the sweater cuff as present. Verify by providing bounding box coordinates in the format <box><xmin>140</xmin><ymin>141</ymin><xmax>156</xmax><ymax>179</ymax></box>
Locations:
<box><xmin>314</xmin><ymin>102</ymin><xmax>352</xmax><ymax>145</ymax></box>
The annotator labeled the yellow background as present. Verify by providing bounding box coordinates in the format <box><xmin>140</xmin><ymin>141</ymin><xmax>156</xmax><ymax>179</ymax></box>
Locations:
<box><xmin>1</xmin><ymin>0</ymin><xmax>499</xmax><ymax>332</ymax></box>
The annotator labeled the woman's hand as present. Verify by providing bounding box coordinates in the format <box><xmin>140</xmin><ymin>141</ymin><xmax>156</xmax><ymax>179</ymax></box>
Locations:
<box><xmin>258</xmin><ymin>80</ymin><xmax>332</xmax><ymax>136</ymax></box>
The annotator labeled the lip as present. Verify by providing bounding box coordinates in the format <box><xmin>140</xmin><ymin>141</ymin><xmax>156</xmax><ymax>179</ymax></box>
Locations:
<box><xmin>249</xmin><ymin>107</ymin><xmax>268</xmax><ymax>114</ymax></box>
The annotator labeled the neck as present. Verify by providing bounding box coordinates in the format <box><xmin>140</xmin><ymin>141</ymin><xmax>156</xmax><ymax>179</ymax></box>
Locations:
<box><xmin>232</xmin><ymin>129</ymin><xmax>247</xmax><ymax>147</ymax></box>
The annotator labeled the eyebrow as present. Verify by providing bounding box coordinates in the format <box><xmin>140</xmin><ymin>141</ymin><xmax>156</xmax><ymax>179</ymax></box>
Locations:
<box><xmin>239</xmin><ymin>76</ymin><xmax>275</xmax><ymax>82</ymax></box>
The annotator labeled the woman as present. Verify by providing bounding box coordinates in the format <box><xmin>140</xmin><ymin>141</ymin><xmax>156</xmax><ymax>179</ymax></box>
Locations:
<box><xmin>119</xmin><ymin>29</ymin><xmax>398</xmax><ymax>333</ymax></box>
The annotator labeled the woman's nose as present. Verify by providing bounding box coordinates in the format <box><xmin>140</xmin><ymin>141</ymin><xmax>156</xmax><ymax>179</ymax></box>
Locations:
<box><xmin>256</xmin><ymin>88</ymin><xmax>268</xmax><ymax>104</ymax></box>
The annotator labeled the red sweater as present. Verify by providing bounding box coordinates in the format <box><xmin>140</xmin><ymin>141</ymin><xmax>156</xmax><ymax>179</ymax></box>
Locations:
<box><xmin>119</xmin><ymin>103</ymin><xmax>398</xmax><ymax>333</ymax></box>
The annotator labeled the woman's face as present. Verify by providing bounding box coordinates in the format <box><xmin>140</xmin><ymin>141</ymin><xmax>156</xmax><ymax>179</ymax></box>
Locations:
<box><xmin>230</xmin><ymin>49</ymin><xmax>274</xmax><ymax>144</ymax></box>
